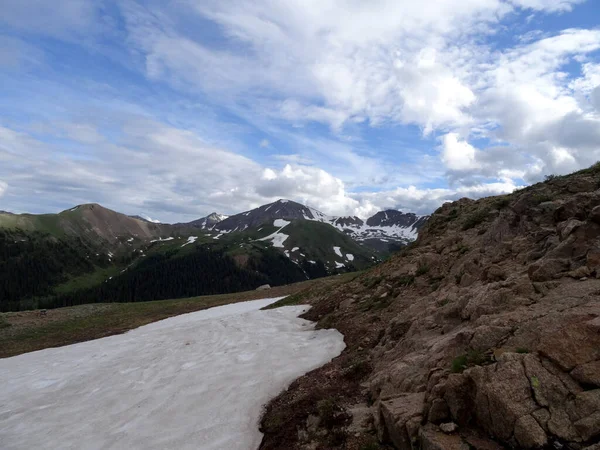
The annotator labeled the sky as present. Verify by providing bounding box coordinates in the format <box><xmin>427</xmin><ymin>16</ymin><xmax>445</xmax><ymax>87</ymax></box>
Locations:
<box><xmin>0</xmin><ymin>0</ymin><xmax>599</xmax><ymax>223</ymax></box>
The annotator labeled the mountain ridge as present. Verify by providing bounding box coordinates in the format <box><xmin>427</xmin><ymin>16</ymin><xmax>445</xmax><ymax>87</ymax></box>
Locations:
<box><xmin>0</xmin><ymin>199</ymin><xmax>428</xmax><ymax>253</ymax></box>
<box><xmin>259</xmin><ymin>163</ymin><xmax>600</xmax><ymax>450</ymax></box>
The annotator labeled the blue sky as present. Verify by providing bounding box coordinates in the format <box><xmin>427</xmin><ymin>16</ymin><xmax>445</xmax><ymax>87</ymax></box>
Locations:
<box><xmin>0</xmin><ymin>0</ymin><xmax>599</xmax><ymax>222</ymax></box>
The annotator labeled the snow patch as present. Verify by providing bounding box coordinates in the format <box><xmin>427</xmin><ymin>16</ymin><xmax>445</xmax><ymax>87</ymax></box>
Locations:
<box><xmin>346</xmin><ymin>254</ymin><xmax>354</xmax><ymax>261</ymax></box>
<box><xmin>150</xmin><ymin>237</ymin><xmax>174</xmax><ymax>243</ymax></box>
<box><xmin>335</xmin><ymin>262</ymin><xmax>345</xmax><ymax>269</ymax></box>
<box><xmin>181</xmin><ymin>236</ymin><xmax>198</xmax><ymax>247</ymax></box>
<box><xmin>291</xmin><ymin>247</ymin><xmax>299</xmax><ymax>252</ymax></box>
<box><xmin>333</xmin><ymin>246</ymin><xmax>343</xmax><ymax>257</ymax></box>
<box><xmin>0</xmin><ymin>299</ymin><xmax>345</xmax><ymax>450</ymax></box>
<box><xmin>258</xmin><ymin>219</ymin><xmax>291</xmax><ymax>248</ymax></box>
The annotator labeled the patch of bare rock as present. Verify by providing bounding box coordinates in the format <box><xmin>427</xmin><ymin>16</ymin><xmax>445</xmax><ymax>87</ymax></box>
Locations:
<box><xmin>259</xmin><ymin>165</ymin><xmax>600</xmax><ymax>450</ymax></box>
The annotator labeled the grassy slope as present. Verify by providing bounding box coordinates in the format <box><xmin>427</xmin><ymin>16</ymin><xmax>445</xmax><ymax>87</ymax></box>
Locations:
<box><xmin>283</xmin><ymin>221</ymin><xmax>376</xmax><ymax>269</ymax></box>
<box><xmin>0</xmin><ymin>274</ymin><xmax>355</xmax><ymax>358</ymax></box>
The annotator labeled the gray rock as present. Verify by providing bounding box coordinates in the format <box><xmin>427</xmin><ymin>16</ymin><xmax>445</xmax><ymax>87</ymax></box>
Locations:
<box><xmin>439</xmin><ymin>422</ymin><xmax>458</xmax><ymax>434</ymax></box>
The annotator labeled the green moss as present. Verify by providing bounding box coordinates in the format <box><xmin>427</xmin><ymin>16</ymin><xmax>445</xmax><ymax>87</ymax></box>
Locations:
<box><xmin>451</xmin><ymin>350</ymin><xmax>491</xmax><ymax>373</ymax></box>
<box><xmin>516</xmin><ymin>347</ymin><xmax>529</xmax><ymax>354</ymax></box>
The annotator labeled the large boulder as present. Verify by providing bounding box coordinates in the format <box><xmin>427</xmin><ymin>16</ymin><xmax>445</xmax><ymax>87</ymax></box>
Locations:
<box><xmin>379</xmin><ymin>392</ymin><xmax>425</xmax><ymax>450</ymax></box>
<box><xmin>571</xmin><ymin>361</ymin><xmax>600</xmax><ymax>387</ymax></box>
<box><xmin>419</xmin><ymin>424</ymin><xmax>469</xmax><ymax>450</ymax></box>
<box><xmin>538</xmin><ymin>323</ymin><xmax>600</xmax><ymax>371</ymax></box>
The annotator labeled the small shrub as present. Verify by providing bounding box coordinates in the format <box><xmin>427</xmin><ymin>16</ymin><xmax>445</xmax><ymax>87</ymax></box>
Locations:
<box><xmin>544</xmin><ymin>174</ymin><xmax>557</xmax><ymax>182</ymax></box>
<box><xmin>457</xmin><ymin>244</ymin><xmax>469</xmax><ymax>255</ymax></box>
<box><xmin>532</xmin><ymin>192</ymin><xmax>553</xmax><ymax>205</ymax></box>
<box><xmin>343</xmin><ymin>358</ymin><xmax>373</xmax><ymax>381</ymax></box>
<box><xmin>516</xmin><ymin>347</ymin><xmax>529</xmax><ymax>354</ymax></box>
<box><xmin>0</xmin><ymin>316</ymin><xmax>10</xmax><ymax>329</ymax></box>
<box><xmin>451</xmin><ymin>354</ymin><xmax>468</xmax><ymax>373</ymax></box>
<box><xmin>364</xmin><ymin>276</ymin><xmax>383</xmax><ymax>289</ymax></box>
<box><xmin>494</xmin><ymin>197</ymin><xmax>511</xmax><ymax>209</ymax></box>
<box><xmin>531</xmin><ymin>375</ymin><xmax>540</xmax><ymax>389</ymax></box>
<box><xmin>462</xmin><ymin>208</ymin><xmax>490</xmax><ymax>230</ymax></box>
<box><xmin>397</xmin><ymin>275</ymin><xmax>415</xmax><ymax>286</ymax></box>
<box><xmin>451</xmin><ymin>350</ymin><xmax>491</xmax><ymax>373</ymax></box>
<box><xmin>317</xmin><ymin>398</ymin><xmax>349</xmax><ymax>430</ymax></box>
<box><xmin>416</xmin><ymin>264</ymin><xmax>429</xmax><ymax>276</ymax></box>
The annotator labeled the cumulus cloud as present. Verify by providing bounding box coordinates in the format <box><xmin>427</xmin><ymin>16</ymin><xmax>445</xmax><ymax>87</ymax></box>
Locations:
<box><xmin>1</xmin><ymin>0</ymin><xmax>598</xmax><ymax>220</ymax></box>
<box><xmin>441</xmin><ymin>134</ymin><xmax>481</xmax><ymax>172</ymax></box>
<box><xmin>118</xmin><ymin>0</ymin><xmax>600</xmax><ymax>183</ymax></box>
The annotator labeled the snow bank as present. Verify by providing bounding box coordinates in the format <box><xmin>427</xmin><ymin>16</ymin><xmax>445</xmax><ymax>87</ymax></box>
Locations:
<box><xmin>0</xmin><ymin>298</ymin><xmax>345</xmax><ymax>450</ymax></box>
<box><xmin>258</xmin><ymin>219</ymin><xmax>291</xmax><ymax>248</ymax></box>
<box><xmin>150</xmin><ymin>237</ymin><xmax>174</xmax><ymax>243</ymax></box>
<box><xmin>333</xmin><ymin>246</ymin><xmax>342</xmax><ymax>257</ymax></box>
<box><xmin>181</xmin><ymin>236</ymin><xmax>198</xmax><ymax>247</ymax></box>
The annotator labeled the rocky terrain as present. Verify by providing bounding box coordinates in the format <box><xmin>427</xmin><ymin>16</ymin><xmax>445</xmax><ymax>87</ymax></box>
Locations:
<box><xmin>259</xmin><ymin>164</ymin><xmax>600</xmax><ymax>450</ymax></box>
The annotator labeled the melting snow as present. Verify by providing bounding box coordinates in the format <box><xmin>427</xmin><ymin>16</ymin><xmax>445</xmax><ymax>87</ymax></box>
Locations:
<box><xmin>181</xmin><ymin>236</ymin><xmax>198</xmax><ymax>247</ymax></box>
<box><xmin>150</xmin><ymin>237</ymin><xmax>174</xmax><ymax>243</ymax></box>
<box><xmin>333</xmin><ymin>246</ymin><xmax>343</xmax><ymax>257</ymax></box>
<box><xmin>291</xmin><ymin>247</ymin><xmax>299</xmax><ymax>252</ymax></box>
<box><xmin>127</xmin><ymin>237</ymin><xmax>134</xmax><ymax>242</ymax></box>
<box><xmin>346</xmin><ymin>254</ymin><xmax>355</xmax><ymax>261</ymax></box>
<box><xmin>258</xmin><ymin>220</ymin><xmax>291</xmax><ymax>248</ymax></box>
<box><xmin>335</xmin><ymin>262</ymin><xmax>345</xmax><ymax>269</ymax></box>
<box><xmin>0</xmin><ymin>298</ymin><xmax>345</xmax><ymax>450</ymax></box>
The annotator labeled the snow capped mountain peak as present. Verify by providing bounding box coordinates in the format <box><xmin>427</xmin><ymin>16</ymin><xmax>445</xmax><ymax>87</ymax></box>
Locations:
<box><xmin>211</xmin><ymin>199</ymin><xmax>428</xmax><ymax>253</ymax></box>
<box><xmin>187</xmin><ymin>212</ymin><xmax>228</xmax><ymax>230</ymax></box>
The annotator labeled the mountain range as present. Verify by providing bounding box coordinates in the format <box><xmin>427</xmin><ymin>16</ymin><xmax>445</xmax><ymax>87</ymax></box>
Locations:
<box><xmin>0</xmin><ymin>199</ymin><xmax>428</xmax><ymax>311</ymax></box>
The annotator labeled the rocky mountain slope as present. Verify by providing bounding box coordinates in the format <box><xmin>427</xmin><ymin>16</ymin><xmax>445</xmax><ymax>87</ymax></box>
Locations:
<box><xmin>259</xmin><ymin>164</ymin><xmax>600</xmax><ymax>450</ymax></box>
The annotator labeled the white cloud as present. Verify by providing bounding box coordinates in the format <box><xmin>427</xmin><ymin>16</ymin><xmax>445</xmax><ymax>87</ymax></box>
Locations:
<box><xmin>0</xmin><ymin>181</ymin><xmax>7</xmax><ymax>197</ymax></box>
<box><xmin>1</xmin><ymin>0</ymin><xmax>599</xmax><ymax>220</ymax></box>
<box><xmin>441</xmin><ymin>133</ymin><xmax>480</xmax><ymax>171</ymax></box>
<box><xmin>509</xmin><ymin>0</ymin><xmax>585</xmax><ymax>12</ymax></box>
<box><xmin>592</xmin><ymin>86</ymin><xmax>600</xmax><ymax>111</ymax></box>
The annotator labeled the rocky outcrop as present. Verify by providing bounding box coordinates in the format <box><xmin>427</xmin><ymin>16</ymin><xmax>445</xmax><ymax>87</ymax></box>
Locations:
<box><xmin>259</xmin><ymin>164</ymin><xmax>600</xmax><ymax>450</ymax></box>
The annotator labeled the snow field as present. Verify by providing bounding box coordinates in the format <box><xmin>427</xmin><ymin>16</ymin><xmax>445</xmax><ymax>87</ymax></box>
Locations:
<box><xmin>0</xmin><ymin>298</ymin><xmax>345</xmax><ymax>450</ymax></box>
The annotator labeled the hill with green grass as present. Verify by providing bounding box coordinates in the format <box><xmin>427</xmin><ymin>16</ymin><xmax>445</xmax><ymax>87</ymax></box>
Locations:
<box><xmin>0</xmin><ymin>200</ymin><xmax>424</xmax><ymax>311</ymax></box>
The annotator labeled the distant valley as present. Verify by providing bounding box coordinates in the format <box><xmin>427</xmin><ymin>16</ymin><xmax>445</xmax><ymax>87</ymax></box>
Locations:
<box><xmin>0</xmin><ymin>200</ymin><xmax>427</xmax><ymax>311</ymax></box>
